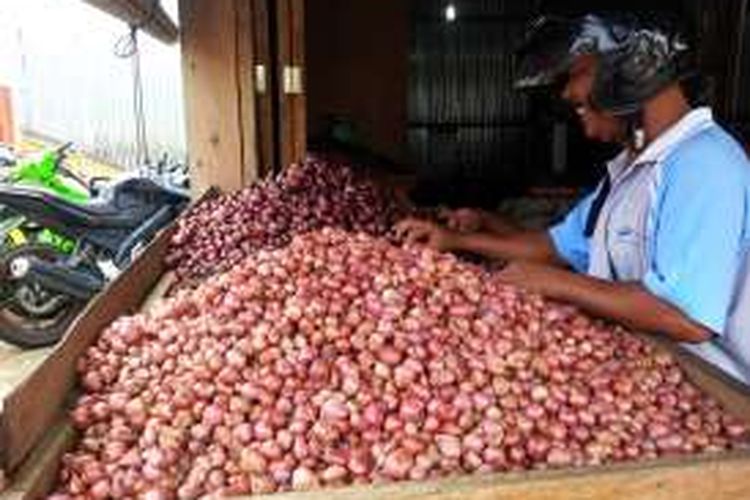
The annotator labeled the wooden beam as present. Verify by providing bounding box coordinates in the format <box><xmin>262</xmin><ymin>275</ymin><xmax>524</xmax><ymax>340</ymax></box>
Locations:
<box><xmin>289</xmin><ymin>0</ymin><xmax>307</xmax><ymax>164</ymax></box>
<box><xmin>81</xmin><ymin>0</ymin><xmax>179</xmax><ymax>44</ymax></box>
<box><xmin>251</xmin><ymin>0</ymin><xmax>276</xmax><ymax>174</ymax></box>
<box><xmin>237</xmin><ymin>0</ymin><xmax>262</xmax><ymax>184</ymax></box>
<box><xmin>276</xmin><ymin>0</ymin><xmax>307</xmax><ymax>172</ymax></box>
<box><xmin>276</xmin><ymin>0</ymin><xmax>293</xmax><ymax>172</ymax></box>
<box><xmin>179</xmin><ymin>0</ymin><xmax>260</xmax><ymax>195</ymax></box>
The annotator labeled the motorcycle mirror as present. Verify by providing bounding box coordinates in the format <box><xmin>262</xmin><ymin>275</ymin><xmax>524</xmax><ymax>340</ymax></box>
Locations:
<box><xmin>56</xmin><ymin>142</ymin><xmax>74</xmax><ymax>157</ymax></box>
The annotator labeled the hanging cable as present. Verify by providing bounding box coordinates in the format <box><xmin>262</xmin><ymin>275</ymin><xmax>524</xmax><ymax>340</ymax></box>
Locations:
<box><xmin>113</xmin><ymin>1</ymin><xmax>161</xmax><ymax>167</ymax></box>
<box><xmin>114</xmin><ymin>26</ymin><xmax>149</xmax><ymax>167</ymax></box>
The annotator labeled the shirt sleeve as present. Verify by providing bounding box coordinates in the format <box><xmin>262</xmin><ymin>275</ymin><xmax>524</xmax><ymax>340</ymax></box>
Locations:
<box><xmin>548</xmin><ymin>190</ymin><xmax>597</xmax><ymax>273</ymax></box>
<box><xmin>642</xmin><ymin>139</ymin><xmax>748</xmax><ymax>335</ymax></box>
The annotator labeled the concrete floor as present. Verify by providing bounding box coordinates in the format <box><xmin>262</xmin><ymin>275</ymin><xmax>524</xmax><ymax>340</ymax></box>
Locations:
<box><xmin>0</xmin><ymin>342</ymin><xmax>53</xmax><ymax>412</ymax></box>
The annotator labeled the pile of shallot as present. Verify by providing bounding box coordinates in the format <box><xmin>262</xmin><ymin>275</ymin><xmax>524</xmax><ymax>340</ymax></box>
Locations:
<box><xmin>53</xmin><ymin>229</ymin><xmax>748</xmax><ymax>498</ymax></box>
<box><xmin>165</xmin><ymin>156</ymin><xmax>410</xmax><ymax>290</ymax></box>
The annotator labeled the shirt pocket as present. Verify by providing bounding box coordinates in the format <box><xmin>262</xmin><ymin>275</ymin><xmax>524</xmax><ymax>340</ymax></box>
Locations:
<box><xmin>606</xmin><ymin>226</ymin><xmax>646</xmax><ymax>281</ymax></box>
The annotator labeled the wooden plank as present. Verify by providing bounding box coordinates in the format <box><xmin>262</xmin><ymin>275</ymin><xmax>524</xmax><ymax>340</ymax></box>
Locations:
<box><xmin>304</xmin><ymin>1</ymin><xmax>410</xmax><ymax>162</ymax></box>
<box><xmin>275</xmin><ymin>0</ymin><xmax>307</xmax><ymax>171</ymax></box>
<box><xmin>9</xmin><ymin>394</ymin><xmax>750</xmax><ymax>500</ymax></box>
<box><xmin>236</xmin><ymin>0</ymin><xmax>262</xmax><ymax>185</ymax></box>
<box><xmin>275</xmin><ymin>0</ymin><xmax>295</xmax><ymax>172</ymax></box>
<box><xmin>180</xmin><ymin>0</ymin><xmax>260</xmax><ymax>194</ymax></box>
<box><xmin>289</xmin><ymin>0</ymin><xmax>307</xmax><ymax>164</ymax></box>
<box><xmin>670</xmin><ymin>346</ymin><xmax>750</xmax><ymax>420</ymax></box>
<box><xmin>251</xmin><ymin>0</ymin><xmax>277</xmax><ymax>175</ymax></box>
<box><xmin>635</xmin><ymin>334</ymin><xmax>750</xmax><ymax>421</ymax></box>
<box><xmin>245</xmin><ymin>453</ymin><xmax>750</xmax><ymax>500</ymax></box>
<box><xmin>14</xmin><ymin>425</ymin><xmax>750</xmax><ymax>500</ymax></box>
<box><xmin>141</xmin><ymin>272</ymin><xmax>176</xmax><ymax>312</ymax></box>
<box><xmin>2</xmin><ymin>421</ymin><xmax>74</xmax><ymax>500</ymax></box>
<box><xmin>0</xmin><ymin>225</ymin><xmax>173</xmax><ymax>471</ymax></box>
<box><xmin>80</xmin><ymin>0</ymin><xmax>179</xmax><ymax>44</ymax></box>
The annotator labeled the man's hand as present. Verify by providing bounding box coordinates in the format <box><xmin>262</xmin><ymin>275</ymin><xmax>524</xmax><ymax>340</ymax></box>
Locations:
<box><xmin>496</xmin><ymin>260</ymin><xmax>553</xmax><ymax>294</ymax></box>
<box><xmin>394</xmin><ymin>218</ymin><xmax>458</xmax><ymax>252</ymax></box>
<box><xmin>439</xmin><ymin>207</ymin><xmax>485</xmax><ymax>233</ymax></box>
<box><xmin>440</xmin><ymin>207</ymin><xmax>521</xmax><ymax>236</ymax></box>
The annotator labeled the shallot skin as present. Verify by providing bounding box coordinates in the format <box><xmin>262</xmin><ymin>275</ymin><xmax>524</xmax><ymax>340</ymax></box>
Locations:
<box><xmin>54</xmin><ymin>229</ymin><xmax>750</xmax><ymax>498</ymax></box>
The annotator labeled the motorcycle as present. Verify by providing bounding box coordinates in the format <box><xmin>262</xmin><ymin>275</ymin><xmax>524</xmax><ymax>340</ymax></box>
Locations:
<box><xmin>0</xmin><ymin>143</ymin><xmax>189</xmax><ymax>348</ymax></box>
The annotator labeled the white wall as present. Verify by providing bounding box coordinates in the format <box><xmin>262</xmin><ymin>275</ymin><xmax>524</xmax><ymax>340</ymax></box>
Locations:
<box><xmin>0</xmin><ymin>0</ymin><xmax>185</xmax><ymax>169</ymax></box>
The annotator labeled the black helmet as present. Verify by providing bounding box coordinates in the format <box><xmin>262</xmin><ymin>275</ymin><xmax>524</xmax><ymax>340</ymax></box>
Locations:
<box><xmin>515</xmin><ymin>14</ymin><xmax>692</xmax><ymax>116</ymax></box>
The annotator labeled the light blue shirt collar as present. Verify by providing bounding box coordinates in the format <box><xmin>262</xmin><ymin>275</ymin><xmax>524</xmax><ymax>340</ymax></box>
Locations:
<box><xmin>606</xmin><ymin>107</ymin><xmax>716</xmax><ymax>179</ymax></box>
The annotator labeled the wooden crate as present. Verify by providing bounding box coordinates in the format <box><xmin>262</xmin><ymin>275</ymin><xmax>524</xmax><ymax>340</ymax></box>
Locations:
<box><xmin>4</xmin><ymin>203</ymin><xmax>750</xmax><ymax>497</ymax></box>
<box><xmin>8</xmin><ymin>281</ymin><xmax>750</xmax><ymax>498</ymax></box>
<box><xmin>8</xmin><ymin>421</ymin><xmax>750</xmax><ymax>499</ymax></box>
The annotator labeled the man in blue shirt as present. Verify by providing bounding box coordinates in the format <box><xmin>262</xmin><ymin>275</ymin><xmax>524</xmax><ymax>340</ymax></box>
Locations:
<box><xmin>397</xmin><ymin>14</ymin><xmax>750</xmax><ymax>385</ymax></box>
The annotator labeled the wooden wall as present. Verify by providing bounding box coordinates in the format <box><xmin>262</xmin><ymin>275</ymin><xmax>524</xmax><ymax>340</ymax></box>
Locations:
<box><xmin>305</xmin><ymin>0</ymin><xmax>410</xmax><ymax>162</ymax></box>
<box><xmin>179</xmin><ymin>0</ymin><xmax>259</xmax><ymax>195</ymax></box>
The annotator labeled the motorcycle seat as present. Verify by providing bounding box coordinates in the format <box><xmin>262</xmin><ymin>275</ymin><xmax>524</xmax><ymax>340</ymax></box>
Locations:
<box><xmin>0</xmin><ymin>178</ymin><xmax>187</xmax><ymax>229</ymax></box>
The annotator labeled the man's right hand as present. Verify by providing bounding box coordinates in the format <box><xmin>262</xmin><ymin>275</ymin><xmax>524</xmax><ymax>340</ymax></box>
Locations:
<box><xmin>439</xmin><ymin>207</ymin><xmax>485</xmax><ymax>233</ymax></box>
<box><xmin>394</xmin><ymin>218</ymin><xmax>459</xmax><ymax>252</ymax></box>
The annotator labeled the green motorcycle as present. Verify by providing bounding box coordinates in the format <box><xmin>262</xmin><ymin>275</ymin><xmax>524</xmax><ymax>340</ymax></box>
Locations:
<box><xmin>1</xmin><ymin>143</ymin><xmax>84</xmax><ymax>252</ymax></box>
<box><xmin>0</xmin><ymin>143</ymin><xmax>188</xmax><ymax>348</ymax></box>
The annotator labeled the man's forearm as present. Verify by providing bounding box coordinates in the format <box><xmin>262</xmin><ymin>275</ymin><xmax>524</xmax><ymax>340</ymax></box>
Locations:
<box><xmin>453</xmin><ymin>230</ymin><xmax>564</xmax><ymax>266</ymax></box>
<box><xmin>540</xmin><ymin>267</ymin><xmax>712</xmax><ymax>343</ymax></box>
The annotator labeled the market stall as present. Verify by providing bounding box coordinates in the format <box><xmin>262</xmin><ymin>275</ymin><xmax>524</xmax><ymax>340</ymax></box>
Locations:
<box><xmin>1</xmin><ymin>0</ymin><xmax>749</xmax><ymax>498</ymax></box>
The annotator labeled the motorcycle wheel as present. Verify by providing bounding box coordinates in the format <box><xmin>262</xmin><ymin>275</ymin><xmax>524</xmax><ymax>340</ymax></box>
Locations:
<box><xmin>0</xmin><ymin>245</ymin><xmax>85</xmax><ymax>348</ymax></box>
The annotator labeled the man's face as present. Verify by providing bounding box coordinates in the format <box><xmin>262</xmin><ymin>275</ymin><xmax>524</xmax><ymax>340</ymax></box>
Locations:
<box><xmin>561</xmin><ymin>55</ymin><xmax>624</xmax><ymax>143</ymax></box>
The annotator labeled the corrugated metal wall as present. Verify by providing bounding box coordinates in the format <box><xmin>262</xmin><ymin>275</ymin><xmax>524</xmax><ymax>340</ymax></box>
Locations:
<box><xmin>0</xmin><ymin>0</ymin><xmax>185</xmax><ymax>169</ymax></box>
<box><xmin>408</xmin><ymin>0</ymin><xmax>550</xmax><ymax>204</ymax></box>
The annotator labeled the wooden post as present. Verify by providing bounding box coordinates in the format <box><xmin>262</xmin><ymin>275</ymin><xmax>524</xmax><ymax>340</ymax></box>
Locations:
<box><xmin>250</xmin><ymin>0</ymin><xmax>276</xmax><ymax>174</ymax></box>
<box><xmin>289</xmin><ymin>0</ymin><xmax>307</xmax><ymax>164</ymax></box>
<box><xmin>179</xmin><ymin>0</ymin><xmax>260</xmax><ymax>196</ymax></box>
<box><xmin>276</xmin><ymin>0</ymin><xmax>307</xmax><ymax>171</ymax></box>
<box><xmin>236</xmin><ymin>0</ymin><xmax>261</xmax><ymax>184</ymax></box>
